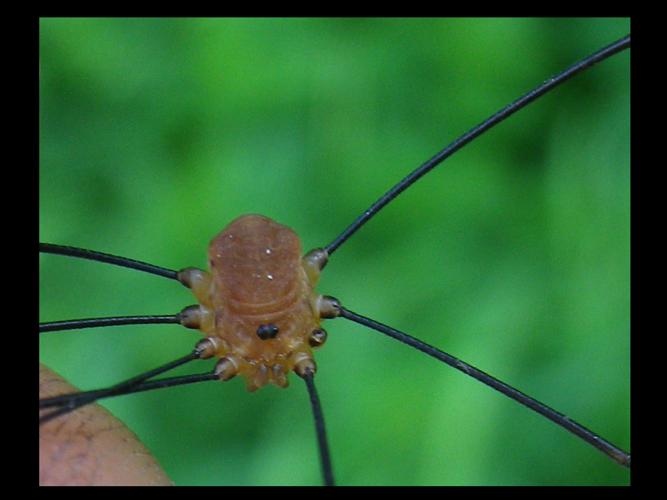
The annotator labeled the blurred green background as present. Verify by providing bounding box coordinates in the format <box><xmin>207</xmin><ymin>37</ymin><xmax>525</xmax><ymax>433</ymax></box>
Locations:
<box><xmin>39</xmin><ymin>18</ymin><xmax>630</xmax><ymax>486</ymax></box>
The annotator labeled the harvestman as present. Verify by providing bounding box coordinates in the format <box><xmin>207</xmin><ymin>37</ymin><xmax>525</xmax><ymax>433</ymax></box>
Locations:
<box><xmin>39</xmin><ymin>34</ymin><xmax>631</xmax><ymax>486</ymax></box>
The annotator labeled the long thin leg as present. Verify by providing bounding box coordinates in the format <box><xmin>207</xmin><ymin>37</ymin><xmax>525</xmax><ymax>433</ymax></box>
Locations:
<box><xmin>39</xmin><ymin>305</ymin><xmax>203</xmax><ymax>333</ymax></box>
<box><xmin>338</xmin><ymin>306</ymin><xmax>630</xmax><ymax>468</ymax></box>
<box><xmin>40</xmin><ymin>243</ymin><xmax>180</xmax><ymax>280</ymax></box>
<box><xmin>39</xmin><ymin>348</ymin><xmax>205</xmax><ymax>424</ymax></box>
<box><xmin>41</xmin><ymin>371</ymin><xmax>220</xmax><ymax>410</ymax></box>
<box><xmin>40</xmin><ymin>314</ymin><xmax>181</xmax><ymax>333</ymax></box>
<box><xmin>301</xmin><ymin>369</ymin><xmax>335</xmax><ymax>486</ymax></box>
<box><xmin>323</xmin><ymin>34</ymin><xmax>631</xmax><ymax>256</ymax></box>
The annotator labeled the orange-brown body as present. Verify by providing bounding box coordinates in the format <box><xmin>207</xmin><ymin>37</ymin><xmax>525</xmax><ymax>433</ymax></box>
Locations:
<box><xmin>186</xmin><ymin>215</ymin><xmax>324</xmax><ymax>391</ymax></box>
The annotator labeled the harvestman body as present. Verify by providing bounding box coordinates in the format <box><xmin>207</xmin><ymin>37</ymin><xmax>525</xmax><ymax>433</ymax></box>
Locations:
<box><xmin>178</xmin><ymin>214</ymin><xmax>335</xmax><ymax>390</ymax></box>
<box><xmin>39</xmin><ymin>34</ymin><xmax>631</xmax><ymax>485</ymax></box>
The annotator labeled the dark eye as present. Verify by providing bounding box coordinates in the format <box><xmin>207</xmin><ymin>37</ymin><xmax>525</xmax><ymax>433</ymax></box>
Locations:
<box><xmin>256</xmin><ymin>323</ymin><xmax>279</xmax><ymax>340</ymax></box>
<box><xmin>309</xmin><ymin>328</ymin><xmax>327</xmax><ymax>347</ymax></box>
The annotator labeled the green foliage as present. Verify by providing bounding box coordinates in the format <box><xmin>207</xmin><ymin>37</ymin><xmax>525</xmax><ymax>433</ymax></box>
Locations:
<box><xmin>40</xmin><ymin>18</ymin><xmax>630</xmax><ymax>485</ymax></box>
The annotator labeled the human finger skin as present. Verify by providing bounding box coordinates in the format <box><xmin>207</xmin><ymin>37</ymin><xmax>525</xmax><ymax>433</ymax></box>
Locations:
<box><xmin>39</xmin><ymin>364</ymin><xmax>172</xmax><ymax>486</ymax></box>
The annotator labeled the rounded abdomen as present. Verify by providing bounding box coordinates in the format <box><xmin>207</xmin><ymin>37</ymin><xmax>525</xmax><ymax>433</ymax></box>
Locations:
<box><xmin>209</xmin><ymin>214</ymin><xmax>303</xmax><ymax>312</ymax></box>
